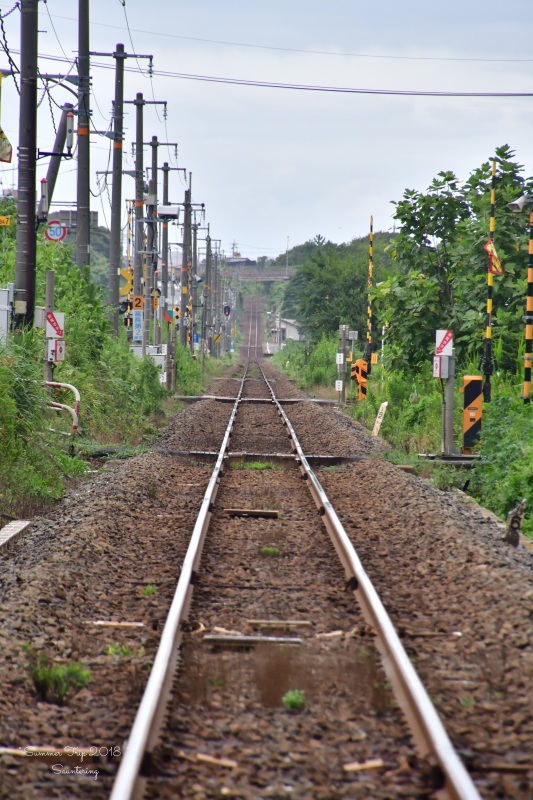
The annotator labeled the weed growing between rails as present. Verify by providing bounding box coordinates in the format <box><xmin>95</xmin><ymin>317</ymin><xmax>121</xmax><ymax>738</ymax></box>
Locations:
<box><xmin>23</xmin><ymin>645</ymin><xmax>90</xmax><ymax>705</ymax></box>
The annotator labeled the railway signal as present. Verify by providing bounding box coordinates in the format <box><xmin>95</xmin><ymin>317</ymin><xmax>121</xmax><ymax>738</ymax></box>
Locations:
<box><xmin>224</xmin><ymin>305</ymin><xmax>231</xmax><ymax>317</ymax></box>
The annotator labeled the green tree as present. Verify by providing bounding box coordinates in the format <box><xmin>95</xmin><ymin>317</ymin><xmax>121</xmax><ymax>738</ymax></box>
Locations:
<box><xmin>375</xmin><ymin>145</ymin><xmax>533</xmax><ymax>371</ymax></box>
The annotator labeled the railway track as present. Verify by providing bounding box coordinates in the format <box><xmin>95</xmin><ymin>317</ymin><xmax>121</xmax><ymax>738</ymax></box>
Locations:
<box><xmin>109</xmin><ymin>301</ymin><xmax>481</xmax><ymax>800</ymax></box>
<box><xmin>0</xmin><ymin>296</ymin><xmax>530</xmax><ymax>799</ymax></box>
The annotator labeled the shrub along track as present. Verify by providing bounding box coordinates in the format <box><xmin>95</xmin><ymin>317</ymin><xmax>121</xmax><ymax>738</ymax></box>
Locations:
<box><xmin>0</xmin><ymin>298</ymin><xmax>530</xmax><ymax>798</ymax></box>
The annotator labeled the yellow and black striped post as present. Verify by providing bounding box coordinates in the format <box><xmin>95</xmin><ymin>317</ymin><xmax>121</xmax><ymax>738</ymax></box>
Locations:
<box><xmin>462</xmin><ymin>375</ymin><xmax>483</xmax><ymax>454</ymax></box>
<box><xmin>351</xmin><ymin>358</ymin><xmax>368</xmax><ymax>401</ymax></box>
<box><xmin>362</xmin><ymin>215</ymin><xmax>373</xmax><ymax>380</ymax></box>
<box><xmin>480</xmin><ymin>161</ymin><xmax>497</xmax><ymax>402</ymax></box>
<box><xmin>522</xmin><ymin>206</ymin><xmax>533</xmax><ymax>403</ymax></box>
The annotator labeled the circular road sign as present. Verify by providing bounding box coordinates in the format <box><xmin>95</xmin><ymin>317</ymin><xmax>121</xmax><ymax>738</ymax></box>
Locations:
<box><xmin>44</xmin><ymin>220</ymin><xmax>67</xmax><ymax>242</ymax></box>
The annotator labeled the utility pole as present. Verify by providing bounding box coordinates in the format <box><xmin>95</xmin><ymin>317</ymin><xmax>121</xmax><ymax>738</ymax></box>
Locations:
<box><xmin>131</xmin><ymin>93</ymin><xmax>144</xmax><ymax>301</ymax></box>
<box><xmin>14</xmin><ymin>0</ymin><xmax>38</xmax><ymax>327</ymax></box>
<box><xmin>37</xmin><ymin>103</ymin><xmax>74</xmax><ymax>223</ymax></box>
<box><xmin>201</xmin><ymin>229</ymin><xmax>211</xmax><ymax>369</ymax></box>
<box><xmin>191</xmin><ymin>220</ymin><xmax>198</xmax><ymax>353</ymax></box>
<box><xmin>76</xmin><ymin>0</ymin><xmax>91</xmax><ymax>269</ymax></box>
<box><xmin>91</xmin><ymin>47</ymin><xmax>152</xmax><ymax>332</ymax></box>
<box><xmin>125</xmin><ymin>94</ymin><xmax>166</xmax><ymax>353</ymax></box>
<box><xmin>144</xmin><ymin>135</ymin><xmax>158</xmax><ymax>349</ymax></box>
<box><xmin>180</xmin><ymin>180</ymin><xmax>191</xmax><ymax>346</ymax></box>
<box><xmin>108</xmin><ymin>44</ymin><xmax>126</xmax><ymax>333</ymax></box>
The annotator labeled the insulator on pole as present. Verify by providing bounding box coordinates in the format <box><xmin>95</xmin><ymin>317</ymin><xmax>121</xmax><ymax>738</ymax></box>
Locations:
<box><xmin>66</xmin><ymin>111</ymin><xmax>74</xmax><ymax>153</ymax></box>
<box><xmin>40</xmin><ymin>178</ymin><xmax>48</xmax><ymax>216</ymax></box>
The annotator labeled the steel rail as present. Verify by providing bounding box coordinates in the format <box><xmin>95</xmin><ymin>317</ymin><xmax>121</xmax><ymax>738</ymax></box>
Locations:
<box><xmin>110</xmin><ymin>374</ymin><xmax>249</xmax><ymax>800</ymax></box>
<box><xmin>259</xmin><ymin>364</ymin><xmax>481</xmax><ymax>800</ymax></box>
<box><xmin>110</xmin><ymin>302</ymin><xmax>259</xmax><ymax>799</ymax></box>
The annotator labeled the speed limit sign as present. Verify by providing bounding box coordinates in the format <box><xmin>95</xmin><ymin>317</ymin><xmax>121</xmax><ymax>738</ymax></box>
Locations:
<box><xmin>44</xmin><ymin>220</ymin><xmax>67</xmax><ymax>242</ymax></box>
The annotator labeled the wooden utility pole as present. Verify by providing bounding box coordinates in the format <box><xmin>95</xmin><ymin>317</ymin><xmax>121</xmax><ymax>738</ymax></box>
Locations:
<box><xmin>14</xmin><ymin>0</ymin><xmax>38</xmax><ymax>327</ymax></box>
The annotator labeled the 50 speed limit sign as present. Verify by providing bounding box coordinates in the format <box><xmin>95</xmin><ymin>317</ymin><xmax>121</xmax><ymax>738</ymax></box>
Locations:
<box><xmin>44</xmin><ymin>220</ymin><xmax>67</xmax><ymax>242</ymax></box>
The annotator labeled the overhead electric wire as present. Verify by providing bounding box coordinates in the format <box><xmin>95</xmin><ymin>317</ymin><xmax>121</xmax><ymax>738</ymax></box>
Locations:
<box><xmin>49</xmin><ymin>12</ymin><xmax>533</xmax><ymax>64</ymax></box>
<box><xmin>10</xmin><ymin>50</ymin><xmax>533</xmax><ymax>98</ymax></box>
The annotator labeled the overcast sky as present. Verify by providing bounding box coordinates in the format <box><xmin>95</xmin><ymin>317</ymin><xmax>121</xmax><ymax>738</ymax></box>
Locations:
<box><xmin>1</xmin><ymin>0</ymin><xmax>533</xmax><ymax>259</ymax></box>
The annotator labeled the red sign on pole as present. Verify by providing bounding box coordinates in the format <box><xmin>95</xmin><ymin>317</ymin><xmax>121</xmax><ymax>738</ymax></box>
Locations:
<box><xmin>44</xmin><ymin>220</ymin><xmax>67</xmax><ymax>242</ymax></box>
<box><xmin>46</xmin><ymin>311</ymin><xmax>64</xmax><ymax>338</ymax></box>
<box><xmin>435</xmin><ymin>329</ymin><xmax>453</xmax><ymax>356</ymax></box>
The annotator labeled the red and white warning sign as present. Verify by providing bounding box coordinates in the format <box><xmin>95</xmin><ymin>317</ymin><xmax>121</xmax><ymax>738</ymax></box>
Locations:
<box><xmin>47</xmin><ymin>339</ymin><xmax>66</xmax><ymax>362</ymax></box>
<box><xmin>45</xmin><ymin>310</ymin><xmax>65</xmax><ymax>338</ymax></box>
<box><xmin>435</xmin><ymin>329</ymin><xmax>453</xmax><ymax>356</ymax></box>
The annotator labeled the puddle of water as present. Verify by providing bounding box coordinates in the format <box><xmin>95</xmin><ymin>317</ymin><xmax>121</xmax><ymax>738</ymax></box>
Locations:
<box><xmin>178</xmin><ymin>641</ymin><xmax>393</xmax><ymax>713</ymax></box>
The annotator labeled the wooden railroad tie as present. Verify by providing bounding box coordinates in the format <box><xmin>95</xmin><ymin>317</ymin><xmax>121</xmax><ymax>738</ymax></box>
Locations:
<box><xmin>223</xmin><ymin>508</ymin><xmax>279</xmax><ymax>519</ymax></box>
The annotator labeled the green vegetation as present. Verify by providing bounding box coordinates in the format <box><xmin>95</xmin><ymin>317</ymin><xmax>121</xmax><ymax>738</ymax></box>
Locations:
<box><xmin>24</xmin><ymin>645</ymin><xmax>90</xmax><ymax>704</ymax></box>
<box><xmin>266</xmin><ymin>146</ymin><xmax>533</xmax><ymax>537</ymax></box>
<box><xmin>0</xmin><ymin>197</ymin><xmax>233</xmax><ymax>518</ymax></box>
<box><xmin>104</xmin><ymin>643</ymin><xmax>133</xmax><ymax>656</ymax></box>
<box><xmin>282</xmin><ymin>689</ymin><xmax>307</xmax><ymax>711</ymax></box>
<box><xmin>260</xmin><ymin>545</ymin><xmax>280</xmax><ymax>557</ymax></box>
<box><xmin>142</xmin><ymin>584</ymin><xmax>157</xmax><ymax>596</ymax></box>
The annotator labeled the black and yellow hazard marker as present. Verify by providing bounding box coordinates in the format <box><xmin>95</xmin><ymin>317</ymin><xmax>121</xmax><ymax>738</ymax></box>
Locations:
<box><xmin>351</xmin><ymin>358</ymin><xmax>368</xmax><ymax>401</ymax></box>
<box><xmin>522</xmin><ymin>206</ymin><xmax>533</xmax><ymax>403</ymax></box>
<box><xmin>461</xmin><ymin>375</ymin><xmax>482</xmax><ymax>454</ymax></box>
<box><xmin>480</xmin><ymin>160</ymin><xmax>500</xmax><ymax>403</ymax></box>
<box><xmin>364</xmin><ymin>215</ymin><xmax>374</xmax><ymax>377</ymax></box>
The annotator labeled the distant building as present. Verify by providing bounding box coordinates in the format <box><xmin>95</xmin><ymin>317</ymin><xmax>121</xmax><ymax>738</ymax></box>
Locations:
<box><xmin>225</xmin><ymin>256</ymin><xmax>257</xmax><ymax>268</ymax></box>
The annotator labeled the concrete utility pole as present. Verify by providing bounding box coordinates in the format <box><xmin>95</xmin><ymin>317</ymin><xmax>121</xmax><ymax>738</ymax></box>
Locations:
<box><xmin>201</xmin><ymin>230</ymin><xmax>211</xmax><ymax>369</ymax></box>
<box><xmin>180</xmin><ymin>182</ymin><xmax>191</xmax><ymax>346</ymax></box>
<box><xmin>144</xmin><ymin>135</ymin><xmax>159</xmax><ymax>349</ymax></box>
<box><xmin>132</xmin><ymin>93</ymin><xmax>144</xmax><ymax>300</ymax></box>
<box><xmin>76</xmin><ymin>0</ymin><xmax>91</xmax><ymax>269</ymax></box>
<box><xmin>14</xmin><ymin>0</ymin><xmax>38</xmax><ymax>327</ymax></box>
<box><xmin>108</xmin><ymin>44</ymin><xmax>126</xmax><ymax>333</ymax></box>
<box><xmin>161</xmin><ymin>162</ymin><xmax>170</xmax><ymax>325</ymax></box>
<box><xmin>91</xmin><ymin>47</ymin><xmax>152</xmax><ymax>332</ymax></box>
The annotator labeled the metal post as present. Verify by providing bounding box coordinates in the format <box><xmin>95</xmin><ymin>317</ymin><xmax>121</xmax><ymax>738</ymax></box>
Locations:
<box><xmin>109</xmin><ymin>43</ymin><xmax>125</xmax><ymax>333</ymax></box>
<box><xmin>14</xmin><ymin>0</ymin><xmax>38</xmax><ymax>327</ymax></box>
<box><xmin>76</xmin><ymin>0</ymin><xmax>91</xmax><ymax>269</ymax></box>
<box><xmin>522</xmin><ymin>207</ymin><xmax>533</xmax><ymax>403</ymax></box>
<box><xmin>338</xmin><ymin>324</ymin><xmax>347</xmax><ymax>404</ymax></box>
<box><xmin>43</xmin><ymin>270</ymin><xmax>55</xmax><ymax>382</ymax></box>
<box><xmin>442</xmin><ymin>351</ymin><xmax>457</xmax><ymax>456</ymax></box>
<box><xmin>37</xmin><ymin>103</ymin><xmax>74</xmax><ymax>221</ymax></box>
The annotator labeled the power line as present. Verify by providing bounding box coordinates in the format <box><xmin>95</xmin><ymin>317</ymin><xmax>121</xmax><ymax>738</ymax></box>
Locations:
<box><xmin>49</xmin><ymin>13</ymin><xmax>533</xmax><ymax>64</ymax></box>
<box><xmin>11</xmin><ymin>50</ymin><xmax>533</xmax><ymax>98</ymax></box>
